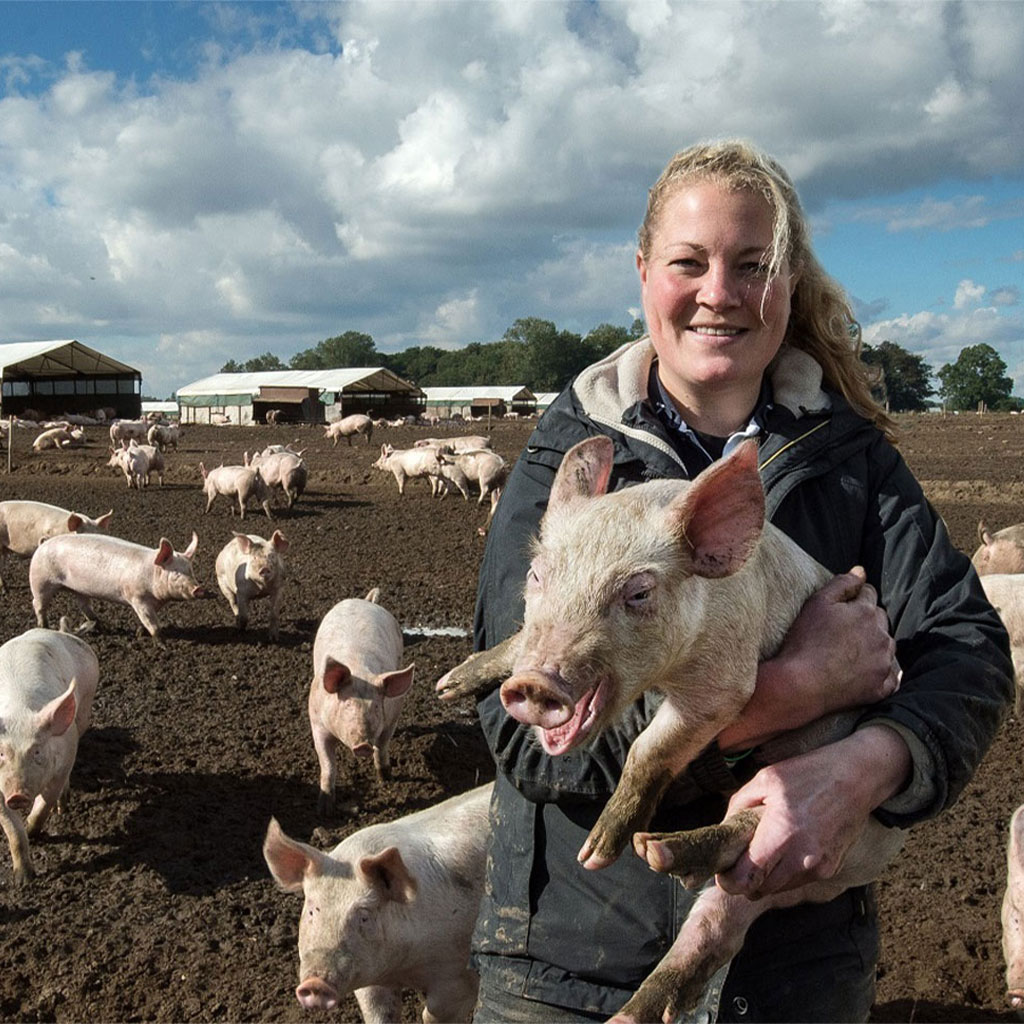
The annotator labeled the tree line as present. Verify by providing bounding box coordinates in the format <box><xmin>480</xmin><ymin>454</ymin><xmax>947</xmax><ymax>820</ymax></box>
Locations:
<box><xmin>221</xmin><ymin>318</ymin><xmax>1019</xmax><ymax>413</ymax></box>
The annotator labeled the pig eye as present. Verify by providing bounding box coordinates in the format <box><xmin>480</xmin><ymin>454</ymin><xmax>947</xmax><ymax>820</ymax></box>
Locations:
<box><xmin>526</xmin><ymin>566</ymin><xmax>542</xmax><ymax>589</ymax></box>
<box><xmin>622</xmin><ymin>573</ymin><xmax>656</xmax><ymax>611</ymax></box>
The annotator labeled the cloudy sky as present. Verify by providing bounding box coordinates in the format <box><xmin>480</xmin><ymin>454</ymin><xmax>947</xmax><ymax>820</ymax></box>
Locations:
<box><xmin>1</xmin><ymin>0</ymin><xmax>1022</xmax><ymax>401</ymax></box>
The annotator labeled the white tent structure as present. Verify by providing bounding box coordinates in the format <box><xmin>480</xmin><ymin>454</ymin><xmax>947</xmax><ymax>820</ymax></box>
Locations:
<box><xmin>421</xmin><ymin>385</ymin><xmax>536</xmax><ymax>420</ymax></box>
<box><xmin>176</xmin><ymin>367</ymin><xmax>423</xmax><ymax>425</ymax></box>
<box><xmin>0</xmin><ymin>339</ymin><xmax>142</xmax><ymax>420</ymax></box>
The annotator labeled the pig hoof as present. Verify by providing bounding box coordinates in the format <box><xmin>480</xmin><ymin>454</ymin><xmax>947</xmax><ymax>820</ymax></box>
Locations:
<box><xmin>75</xmin><ymin>620</ymin><xmax>97</xmax><ymax>635</ymax></box>
<box><xmin>633</xmin><ymin>833</ymin><xmax>675</xmax><ymax>874</ymax></box>
<box><xmin>317</xmin><ymin>792</ymin><xmax>335</xmax><ymax>819</ymax></box>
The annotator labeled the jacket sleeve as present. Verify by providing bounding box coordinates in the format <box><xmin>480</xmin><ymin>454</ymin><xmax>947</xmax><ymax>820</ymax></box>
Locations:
<box><xmin>852</xmin><ymin>437</ymin><xmax>1013</xmax><ymax>827</ymax></box>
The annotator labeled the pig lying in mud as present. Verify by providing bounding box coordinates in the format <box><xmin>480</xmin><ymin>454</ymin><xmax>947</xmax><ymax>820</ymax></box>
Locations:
<box><xmin>437</xmin><ymin>436</ymin><xmax>905</xmax><ymax>1023</ymax></box>
<box><xmin>264</xmin><ymin>782</ymin><xmax>491</xmax><ymax>1023</ymax></box>
<box><xmin>0</xmin><ymin>627</ymin><xmax>99</xmax><ymax>885</ymax></box>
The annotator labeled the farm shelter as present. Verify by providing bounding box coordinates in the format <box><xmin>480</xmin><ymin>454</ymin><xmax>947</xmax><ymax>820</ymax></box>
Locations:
<box><xmin>421</xmin><ymin>385</ymin><xmax>537</xmax><ymax>420</ymax></box>
<box><xmin>534</xmin><ymin>392</ymin><xmax>559</xmax><ymax>412</ymax></box>
<box><xmin>176</xmin><ymin>367</ymin><xmax>423</xmax><ymax>425</ymax></box>
<box><xmin>0</xmin><ymin>339</ymin><xmax>141</xmax><ymax>420</ymax></box>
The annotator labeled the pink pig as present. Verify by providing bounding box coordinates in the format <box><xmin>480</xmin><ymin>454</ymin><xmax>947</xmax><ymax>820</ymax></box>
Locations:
<box><xmin>308</xmin><ymin>588</ymin><xmax>414</xmax><ymax>817</ymax></box>
<box><xmin>215</xmin><ymin>530</ymin><xmax>289</xmax><ymax>641</ymax></box>
<box><xmin>30</xmin><ymin>532</ymin><xmax>206</xmax><ymax>638</ymax></box>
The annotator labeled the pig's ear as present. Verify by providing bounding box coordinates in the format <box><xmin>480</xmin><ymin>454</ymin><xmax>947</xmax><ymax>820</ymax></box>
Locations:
<box><xmin>97</xmin><ymin>510</ymin><xmax>114</xmax><ymax>530</ymax></box>
<box><xmin>155</xmin><ymin>539</ymin><xmax>174</xmax><ymax>565</ymax></box>
<box><xmin>270</xmin><ymin>530</ymin><xmax>289</xmax><ymax>552</ymax></box>
<box><xmin>379</xmin><ymin>664</ymin><xmax>414</xmax><ymax>699</ymax></box>
<box><xmin>357</xmin><ymin>847</ymin><xmax>417</xmax><ymax>903</ymax></box>
<box><xmin>549</xmin><ymin>437</ymin><xmax>615</xmax><ymax>509</ymax></box>
<box><xmin>183</xmin><ymin>532</ymin><xmax>199</xmax><ymax>560</ymax></box>
<box><xmin>263</xmin><ymin>818</ymin><xmax>327</xmax><ymax>891</ymax></box>
<box><xmin>978</xmin><ymin>520</ymin><xmax>992</xmax><ymax>546</ymax></box>
<box><xmin>39</xmin><ymin>679</ymin><xmax>77</xmax><ymax>738</ymax></box>
<box><xmin>233</xmin><ymin>533</ymin><xmax>252</xmax><ymax>554</ymax></box>
<box><xmin>670</xmin><ymin>440</ymin><xmax>764</xmax><ymax>578</ymax></box>
<box><xmin>67</xmin><ymin>513</ymin><xmax>84</xmax><ymax>533</ymax></box>
<box><xmin>323</xmin><ymin>659</ymin><xmax>352</xmax><ymax>694</ymax></box>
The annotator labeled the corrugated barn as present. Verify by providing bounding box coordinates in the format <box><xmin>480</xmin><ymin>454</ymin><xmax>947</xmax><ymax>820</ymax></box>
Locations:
<box><xmin>176</xmin><ymin>367</ymin><xmax>423</xmax><ymax>425</ymax></box>
<box><xmin>421</xmin><ymin>385</ymin><xmax>536</xmax><ymax>419</ymax></box>
<box><xmin>0</xmin><ymin>339</ymin><xmax>142</xmax><ymax>421</ymax></box>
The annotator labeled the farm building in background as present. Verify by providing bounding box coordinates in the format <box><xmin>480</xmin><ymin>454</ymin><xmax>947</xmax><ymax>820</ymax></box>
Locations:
<box><xmin>0</xmin><ymin>339</ymin><xmax>142</xmax><ymax>420</ymax></box>
<box><xmin>175</xmin><ymin>367</ymin><xmax>424</xmax><ymax>425</ymax></box>
<box><xmin>534</xmin><ymin>392</ymin><xmax>559</xmax><ymax>413</ymax></box>
<box><xmin>421</xmin><ymin>385</ymin><xmax>537</xmax><ymax>420</ymax></box>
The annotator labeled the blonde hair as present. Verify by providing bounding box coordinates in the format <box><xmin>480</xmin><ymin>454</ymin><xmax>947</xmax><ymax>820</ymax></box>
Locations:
<box><xmin>639</xmin><ymin>140</ymin><xmax>894</xmax><ymax>438</ymax></box>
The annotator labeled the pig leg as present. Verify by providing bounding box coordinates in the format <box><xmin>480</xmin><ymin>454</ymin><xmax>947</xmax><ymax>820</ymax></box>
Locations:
<box><xmin>128</xmin><ymin>598</ymin><xmax>162</xmax><ymax>638</ymax></box>
<box><xmin>234</xmin><ymin>589</ymin><xmax>251</xmax><ymax>632</ymax></box>
<box><xmin>436</xmin><ymin>633</ymin><xmax>520</xmax><ymax>702</ymax></box>
<box><xmin>0</xmin><ymin>794</ymin><xmax>34</xmax><ymax>886</ymax></box>
<box><xmin>204</xmin><ymin>493</ymin><xmax>216</xmax><ymax>514</ymax></box>
<box><xmin>354</xmin><ymin>985</ymin><xmax>402</xmax><ymax>1024</ymax></box>
<box><xmin>237</xmin><ymin>493</ymin><xmax>247</xmax><ymax>519</ymax></box>
<box><xmin>261</xmin><ymin>499</ymin><xmax>274</xmax><ymax>521</ymax></box>
<box><xmin>580</xmin><ymin>698</ymin><xmax>741</xmax><ymax>870</ymax></box>
<box><xmin>632</xmin><ymin>809</ymin><xmax>763</xmax><ymax>890</ymax></box>
<box><xmin>312</xmin><ymin>727</ymin><xmax>341</xmax><ymax>818</ymax></box>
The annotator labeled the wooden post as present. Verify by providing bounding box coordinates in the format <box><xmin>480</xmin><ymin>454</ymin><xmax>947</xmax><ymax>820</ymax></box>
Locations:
<box><xmin>6</xmin><ymin>415</ymin><xmax>13</xmax><ymax>473</ymax></box>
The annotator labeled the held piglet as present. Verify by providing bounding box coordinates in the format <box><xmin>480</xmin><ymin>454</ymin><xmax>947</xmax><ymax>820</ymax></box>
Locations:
<box><xmin>437</xmin><ymin>437</ymin><xmax>906</xmax><ymax>1023</ymax></box>
<box><xmin>215</xmin><ymin>530</ymin><xmax>289</xmax><ymax>641</ymax></box>
<box><xmin>263</xmin><ymin>783</ymin><xmax>491</xmax><ymax>1023</ymax></box>
<box><xmin>0</xmin><ymin>500</ymin><xmax>113</xmax><ymax>592</ymax></box>
<box><xmin>30</xmin><ymin>532</ymin><xmax>206</xmax><ymax>639</ymax></box>
<box><xmin>309</xmin><ymin>589</ymin><xmax>414</xmax><ymax>817</ymax></box>
<box><xmin>0</xmin><ymin>628</ymin><xmax>99</xmax><ymax>884</ymax></box>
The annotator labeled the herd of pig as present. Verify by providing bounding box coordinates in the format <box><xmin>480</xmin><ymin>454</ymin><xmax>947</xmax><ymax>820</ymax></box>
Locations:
<box><xmin>2</xmin><ymin>425</ymin><xmax>1024</xmax><ymax>1022</ymax></box>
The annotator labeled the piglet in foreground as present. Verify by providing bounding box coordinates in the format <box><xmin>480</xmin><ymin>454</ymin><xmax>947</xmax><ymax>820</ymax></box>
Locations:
<box><xmin>30</xmin><ymin>532</ymin><xmax>206</xmax><ymax>638</ymax></box>
<box><xmin>0</xmin><ymin>500</ymin><xmax>113</xmax><ymax>592</ymax></box>
<box><xmin>438</xmin><ymin>437</ymin><xmax>906</xmax><ymax>1023</ymax></box>
<box><xmin>263</xmin><ymin>782</ymin><xmax>491</xmax><ymax>1022</ymax></box>
<box><xmin>215</xmin><ymin>530</ymin><xmax>289</xmax><ymax>641</ymax></box>
<box><xmin>0</xmin><ymin>627</ymin><xmax>99</xmax><ymax>884</ymax></box>
<box><xmin>973</xmin><ymin>520</ymin><xmax>1024</xmax><ymax>576</ymax></box>
<box><xmin>309</xmin><ymin>589</ymin><xmax>414</xmax><ymax>817</ymax></box>
<box><xmin>1004</xmin><ymin>805</ymin><xmax>1024</xmax><ymax>1009</ymax></box>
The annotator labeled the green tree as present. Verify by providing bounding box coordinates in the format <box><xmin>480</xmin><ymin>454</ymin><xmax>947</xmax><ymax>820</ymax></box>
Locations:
<box><xmin>220</xmin><ymin>353</ymin><xmax>286</xmax><ymax>372</ymax></box>
<box><xmin>937</xmin><ymin>343</ymin><xmax>1013</xmax><ymax>411</ymax></box>
<box><xmin>861</xmin><ymin>341</ymin><xmax>933</xmax><ymax>412</ymax></box>
<box><xmin>584</xmin><ymin>320</ymin><xmax>644</xmax><ymax>362</ymax></box>
<box><xmin>290</xmin><ymin>331</ymin><xmax>378</xmax><ymax>370</ymax></box>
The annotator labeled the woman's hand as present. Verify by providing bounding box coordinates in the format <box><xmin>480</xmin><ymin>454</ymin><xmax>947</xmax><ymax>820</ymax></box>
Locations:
<box><xmin>715</xmin><ymin>724</ymin><xmax>911</xmax><ymax>898</ymax></box>
<box><xmin>718</xmin><ymin>566</ymin><xmax>899</xmax><ymax>752</ymax></box>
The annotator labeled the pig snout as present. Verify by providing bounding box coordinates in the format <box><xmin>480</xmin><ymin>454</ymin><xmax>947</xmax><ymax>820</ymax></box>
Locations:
<box><xmin>500</xmin><ymin>671</ymin><xmax>575</xmax><ymax>729</ymax></box>
<box><xmin>351</xmin><ymin>742</ymin><xmax>374</xmax><ymax>759</ymax></box>
<box><xmin>4</xmin><ymin>793</ymin><xmax>32</xmax><ymax>813</ymax></box>
<box><xmin>295</xmin><ymin>976</ymin><xmax>339</xmax><ymax>1011</ymax></box>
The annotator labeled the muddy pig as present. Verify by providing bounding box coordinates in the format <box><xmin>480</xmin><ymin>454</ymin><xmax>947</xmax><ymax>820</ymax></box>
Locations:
<box><xmin>974</xmin><ymin>520</ymin><xmax>1024</xmax><ymax>576</ymax></box>
<box><xmin>263</xmin><ymin>782</ymin><xmax>491</xmax><ymax>1022</ymax></box>
<box><xmin>200</xmin><ymin>463</ymin><xmax>273</xmax><ymax>520</ymax></box>
<box><xmin>247</xmin><ymin>450</ymin><xmax>307</xmax><ymax>507</ymax></box>
<box><xmin>215</xmin><ymin>530</ymin><xmax>288</xmax><ymax>641</ymax></box>
<box><xmin>30</xmin><ymin>532</ymin><xmax>206</xmax><ymax>638</ymax></box>
<box><xmin>0</xmin><ymin>627</ymin><xmax>99</xmax><ymax>884</ymax></box>
<box><xmin>0</xmin><ymin>500</ymin><xmax>113</xmax><ymax>592</ymax></box>
<box><xmin>309</xmin><ymin>588</ymin><xmax>414</xmax><ymax>817</ymax></box>
<box><xmin>324</xmin><ymin>413</ymin><xmax>373</xmax><ymax>446</ymax></box>
<box><xmin>437</xmin><ymin>436</ymin><xmax>906</xmax><ymax>1023</ymax></box>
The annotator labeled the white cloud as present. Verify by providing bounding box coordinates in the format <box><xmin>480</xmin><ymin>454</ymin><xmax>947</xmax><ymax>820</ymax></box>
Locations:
<box><xmin>0</xmin><ymin>0</ymin><xmax>1021</xmax><ymax>399</ymax></box>
<box><xmin>953</xmin><ymin>279</ymin><xmax>986</xmax><ymax>310</ymax></box>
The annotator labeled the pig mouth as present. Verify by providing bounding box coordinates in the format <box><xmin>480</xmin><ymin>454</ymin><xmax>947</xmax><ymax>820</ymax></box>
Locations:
<box><xmin>537</xmin><ymin>679</ymin><xmax>609</xmax><ymax>756</ymax></box>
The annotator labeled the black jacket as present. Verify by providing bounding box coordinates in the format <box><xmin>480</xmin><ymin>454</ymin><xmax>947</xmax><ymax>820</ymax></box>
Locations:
<box><xmin>470</xmin><ymin>340</ymin><xmax>1012</xmax><ymax>1016</ymax></box>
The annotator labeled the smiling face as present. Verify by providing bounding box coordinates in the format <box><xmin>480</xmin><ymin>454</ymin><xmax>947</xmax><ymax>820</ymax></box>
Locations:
<box><xmin>637</xmin><ymin>181</ymin><xmax>797</xmax><ymax>434</ymax></box>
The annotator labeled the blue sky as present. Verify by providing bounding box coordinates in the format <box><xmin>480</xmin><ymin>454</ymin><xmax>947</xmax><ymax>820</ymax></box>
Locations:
<box><xmin>1</xmin><ymin>0</ymin><xmax>1022</xmax><ymax>401</ymax></box>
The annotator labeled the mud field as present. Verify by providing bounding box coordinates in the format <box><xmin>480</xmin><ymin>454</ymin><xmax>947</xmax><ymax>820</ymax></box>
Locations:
<box><xmin>0</xmin><ymin>412</ymin><xmax>1021</xmax><ymax>1024</ymax></box>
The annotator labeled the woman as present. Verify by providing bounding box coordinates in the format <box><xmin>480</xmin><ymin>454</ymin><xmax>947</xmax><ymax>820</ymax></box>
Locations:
<box><xmin>469</xmin><ymin>141</ymin><xmax>1013</xmax><ymax>1023</ymax></box>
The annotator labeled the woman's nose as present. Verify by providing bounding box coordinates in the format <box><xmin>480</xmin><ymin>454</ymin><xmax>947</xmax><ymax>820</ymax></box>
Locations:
<box><xmin>696</xmin><ymin>262</ymin><xmax>743</xmax><ymax>309</ymax></box>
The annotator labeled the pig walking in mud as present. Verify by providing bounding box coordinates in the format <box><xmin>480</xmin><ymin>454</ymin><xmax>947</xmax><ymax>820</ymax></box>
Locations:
<box><xmin>0</xmin><ymin>500</ymin><xmax>113</xmax><ymax>592</ymax></box>
<box><xmin>200</xmin><ymin>463</ymin><xmax>273</xmax><ymax>520</ymax></box>
<box><xmin>0</xmin><ymin>627</ymin><xmax>99</xmax><ymax>884</ymax></box>
<box><xmin>308</xmin><ymin>589</ymin><xmax>414</xmax><ymax>818</ymax></box>
<box><xmin>263</xmin><ymin>783</ymin><xmax>491</xmax><ymax>1022</ymax></box>
<box><xmin>30</xmin><ymin>532</ymin><xmax>206</xmax><ymax>638</ymax></box>
<box><xmin>438</xmin><ymin>437</ymin><xmax>908</xmax><ymax>1022</ymax></box>
<box><xmin>215</xmin><ymin>530</ymin><xmax>288</xmax><ymax>641</ymax></box>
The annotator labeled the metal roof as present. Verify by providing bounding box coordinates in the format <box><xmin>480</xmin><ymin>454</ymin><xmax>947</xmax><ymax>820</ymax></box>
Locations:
<box><xmin>0</xmin><ymin>339</ymin><xmax>140</xmax><ymax>378</ymax></box>
<box><xmin>177</xmin><ymin>366</ymin><xmax>422</xmax><ymax>398</ymax></box>
<box><xmin>421</xmin><ymin>385</ymin><xmax>536</xmax><ymax>402</ymax></box>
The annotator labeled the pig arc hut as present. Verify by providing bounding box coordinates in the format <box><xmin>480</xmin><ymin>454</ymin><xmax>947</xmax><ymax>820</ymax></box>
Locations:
<box><xmin>176</xmin><ymin>367</ymin><xmax>423</xmax><ymax>426</ymax></box>
<box><xmin>0</xmin><ymin>339</ymin><xmax>142</xmax><ymax>421</ymax></box>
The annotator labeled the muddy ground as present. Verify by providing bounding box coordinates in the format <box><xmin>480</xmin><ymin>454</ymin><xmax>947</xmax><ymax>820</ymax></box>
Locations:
<box><xmin>0</xmin><ymin>412</ymin><xmax>1021</xmax><ymax>1023</ymax></box>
